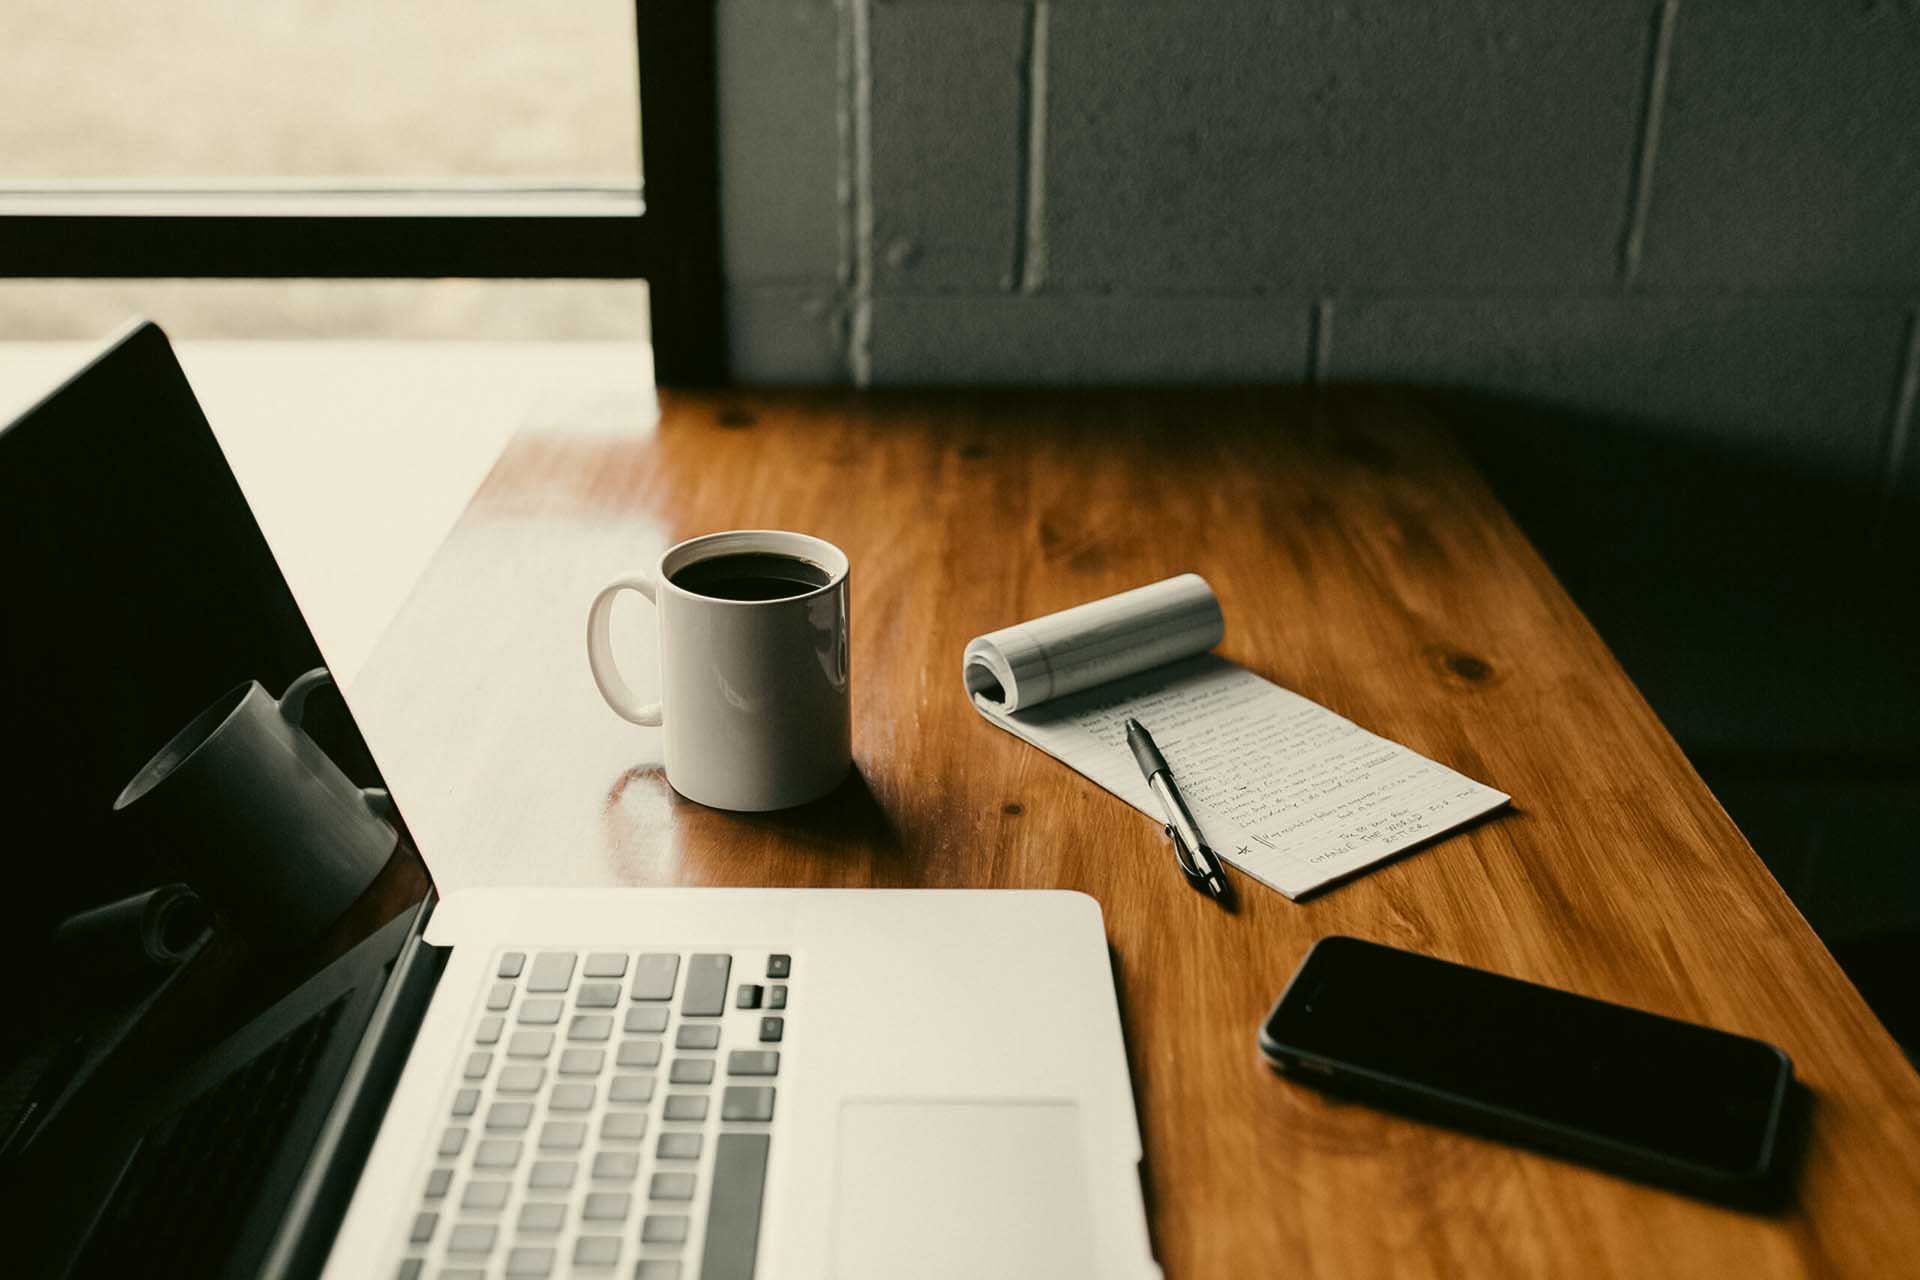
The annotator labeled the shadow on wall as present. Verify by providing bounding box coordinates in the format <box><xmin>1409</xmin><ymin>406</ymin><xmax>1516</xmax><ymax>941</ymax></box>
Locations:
<box><xmin>1417</xmin><ymin>389</ymin><xmax>1920</xmax><ymax>1053</ymax></box>
<box><xmin>1424</xmin><ymin>390</ymin><xmax>1917</xmax><ymax>759</ymax></box>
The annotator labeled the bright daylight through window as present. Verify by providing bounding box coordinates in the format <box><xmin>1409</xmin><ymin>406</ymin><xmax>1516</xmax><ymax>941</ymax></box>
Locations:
<box><xmin>0</xmin><ymin>2</ymin><xmax>640</xmax><ymax>195</ymax></box>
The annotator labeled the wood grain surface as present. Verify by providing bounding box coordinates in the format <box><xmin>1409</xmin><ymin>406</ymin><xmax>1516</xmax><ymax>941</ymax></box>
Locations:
<box><xmin>352</xmin><ymin>385</ymin><xmax>1920</xmax><ymax>1277</ymax></box>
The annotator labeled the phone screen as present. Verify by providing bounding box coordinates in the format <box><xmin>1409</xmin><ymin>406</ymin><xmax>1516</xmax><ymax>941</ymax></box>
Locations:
<box><xmin>1261</xmin><ymin>937</ymin><xmax>1792</xmax><ymax>1181</ymax></box>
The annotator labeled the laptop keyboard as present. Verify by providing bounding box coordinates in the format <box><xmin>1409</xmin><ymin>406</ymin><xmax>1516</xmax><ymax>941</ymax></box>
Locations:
<box><xmin>397</xmin><ymin>949</ymin><xmax>790</xmax><ymax>1280</ymax></box>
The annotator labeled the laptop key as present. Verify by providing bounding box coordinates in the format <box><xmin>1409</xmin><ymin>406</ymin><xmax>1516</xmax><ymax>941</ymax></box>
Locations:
<box><xmin>461</xmin><ymin>1179</ymin><xmax>511</xmax><ymax>1210</ymax></box>
<box><xmin>641</xmin><ymin>1215</ymin><xmax>689</xmax><ymax>1244</ymax></box>
<box><xmin>631</xmin><ymin>954</ymin><xmax>681</xmax><ymax>1001</ymax></box>
<box><xmin>539</xmin><ymin>1120</ymin><xmax>586</xmax><ymax>1151</ymax></box>
<box><xmin>526</xmin><ymin>952</ymin><xmax>577</xmax><ymax>993</ymax></box>
<box><xmin>574</xmin><ymin>1234</ymin><xmax>622</xmax><ymax>1268</ymax></box>
<box><xmin>485</xmin><ymin>983</ymin><xmax>513</xmax><ymax>1011</ymax></box>
<box><xmin>527</xmin><ymin>1160</ymin><xmax>577</xmax><ymax>1191</ymax></box>
<box><xmin>634</xmin><ymin>1263</ymin><xmax>681</xmax><ymax>1280</ymax></box>
<box><xmin>656</xmin><ymin>1131</ymin><xmax>702</xmax><ymax>1160</ymax></box>
<box><xmin>408</xmin><ymin>1210</ymin><xmax>437</xmax><ymax>1244</ymax></box>
<box><xmin>463</xmin><ymin>1052</ymin><xmax>492</xmax><ymax>1080</ymax></box>
<box><xmin>675</xmin><ymin>1025</ymin><xmax>720</xmax><ymax>1051</ymax></box>
<box><xmin>425</xmin><ymin>1167</ymin><xmax>454</xmax><ymax>1198</ymax></box>
<box><xmin>662</xmin><ymin>1094</ymin><xmax>707</xmax><ymax>1122</ymax></box>
<box><xmin>721</xmin><ymin>1086</ymin><xmax>775</xmax><ymax>1122</ymax></box>
<box><xmin>767</xmin><ymin>985</ymin><xmax>787</xmax><ymax>1010</ymax></box>
<box><xmin>670</xmin><ymin>1059</ymin><xmax>715</xmax><ymax>1085</ymax></box>
<box><xmin>439</xmin><ymin>1127</ymin><xmax>468</xmax><ymax>1157</ymax></box>
<box><xmin>610</xmin><ymin>1075</ymin><xmax>657</xmax><ymax>1104</ymax></box>
<box><xmin>559</xmin><ymin>1047</ymin><xmax>605</xmax><ymax>1075</ymax></box>
<box><xmin>649</xmin><ymin>1171</ymin><xmax>696</xmax><ymax>1201</ymax></box>
<box><xmin>765</xmin><ymin>954</ymin><xmax>791</xmax><ymax>979</ymax></box>
<box><xmin>474</xmin><ymin>1138</ymin><xmax>522</xmax><ymax>1167</ymax></box>
<box><xmin>568</xmin><ymin>1014</ymin><xmax>613</xmax><ymax>1042</ymax></box>
<box><xmin>498</xmin><ymin>1065</ymin><xmax>546</xmax><ymax>1093</ymax></box>
<box><xmin>618</xmin><ymin>1040</ymin><xmax>663</xmax><ymax>1068</ymax></box>
<box><xmin>582</xmin><ymin>1190</ymin><xmax>632</xmax><ymax>1221</ymax></box>
<box><xmin>759</xmin><ymin>1017</ymin><xmax>783</xmax><ymax>1044</ymax></box>
<box><xmin>727</xmin><ymin>1050</ymin><xmax>780</xmax><ymax>1077</ymax></box>
<box><xmin>583</xmin><ymin>952</ymin><xmax>628</xmax><ymax>978</ymax></box>
<box><xmin>516</xmin><ymin>998</ymin><xmax>563</xmax><ymax>1025</ymax></box>
<box><xmin>549</xmin><ymin>1082</ymin><xmax>596</xmax><ymax>1111</ymax></box>
<box><xmin>451</xmin><ymin>1088</ymin><xmax>480</xmax><ymax>1117</ymax></box>
<box><xmin>474</xmin><ymin>1015</ymin><xmax>504</xmax><ymax>1045</ymax></box>
<box><xmin>625</xmin><ymin>1006</ymin><xmax>670</xmax><ymax>1034</ymax></box>
<box><xmin>682</xmin><ymin>954</ymin><xmax>731</xmax><ymax>1016</ymax></box>
<box><xmin>601</xmin><ymin>1111</ymin><xmax>648</xmax><ymax>1142</ymax></box>
<box><xmin>447</xmin><ymin>1223</ymin><xmax>497</xmax><ymax>1253</ymax></box>
<box><xmin>505</xmin><ymin>1245</ymin><xmax>555</xmax><ymax>1277</ymax></box>
<box><xmin>486</xmin><ymin>1101</ymin><xmax>533</xmax><ymax>1131</ymax></box>
<box><xmin>507</xmin><ymin>1030</ymin><xmax>554</xmax><ymax>1058</ymax></box>
<box><xmin>576</xmin><ymin>983</ymin><xmax>621</xmax><ymax>1009</ymax></box>
<box><xmin>497</xmin><ymin>952</ymin><xmax>526</xmax><ymax>978</ymax></box>
<box><xmin>593</xmin><ymin>1150</ymin><xmax>640</xmax><ymax>1180</ymax></box>
<box><xmin>736</xmin><ymin>984</ymin><xmax>763</xmax><ymax>1009</ymax></box>
<box><xmin>395</xmin><ymin>1260</ymin><xmax>423</xmax><ymax>1280</ymax></box>
<box><xmin>518</xmin><ymin>1199</ymin><xmax>567</xmax><ymax>1230</ymax></box>
<box><xmin>702</xmin><ymin>1132</ymin><xmax>772</xmax><ymax>1280</ymax></box>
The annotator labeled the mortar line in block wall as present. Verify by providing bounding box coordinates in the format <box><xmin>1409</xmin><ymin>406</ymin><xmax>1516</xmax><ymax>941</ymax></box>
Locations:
<box><xmin>1012</xmin><ymin>1</ymin><xmax>1050</xmax><ymax>294</ymax></box>
<box><xmin>848</xmin><ymin>0</ymin><xmax>875</xmax><ymax>386</ymax></box>
<box><xmin>1308</xmin><ymin>300</ymin><xmax>1334</xmax><ymax>385</ymax></box>
<box><xmin>1618</xmin><ymin>0</ymin><xmax>1678</xmax><ymax>286</ymax></box>
<box><xmin>834</xmin><ymin>0</ymin><xmax>856</xmax><ymax>294</ymax></box>
<box><xmin>1877</xmin><ymin>306</ymin><xmax>1920</xmax><ymax>540</ymax></box>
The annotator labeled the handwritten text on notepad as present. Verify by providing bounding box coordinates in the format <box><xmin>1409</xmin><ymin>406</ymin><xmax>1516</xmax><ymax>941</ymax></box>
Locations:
<box><xmin>995</xmin><ymin>655</ymin><xmax>1508</xmax><ymax>898</ymax></box>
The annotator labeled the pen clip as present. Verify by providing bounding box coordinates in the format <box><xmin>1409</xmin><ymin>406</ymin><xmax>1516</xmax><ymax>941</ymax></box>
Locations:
<box><xmin>1164</xmin><ymin>823</ymin><xmax>1210</xmax><ymax>888</ymax></box>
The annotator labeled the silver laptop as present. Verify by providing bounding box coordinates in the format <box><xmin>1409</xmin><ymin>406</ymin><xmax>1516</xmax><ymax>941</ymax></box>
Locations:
<box><xmin>0</xmin><ymin>323</ymin><xmax>1158</xmax><ymax>1280</ymax></box>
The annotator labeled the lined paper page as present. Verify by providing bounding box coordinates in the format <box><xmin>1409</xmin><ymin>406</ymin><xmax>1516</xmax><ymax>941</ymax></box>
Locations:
<box><xmin>974</xmin><ymin>653</ymin><xmax>1509</xmax><ymax>899</ymax></box>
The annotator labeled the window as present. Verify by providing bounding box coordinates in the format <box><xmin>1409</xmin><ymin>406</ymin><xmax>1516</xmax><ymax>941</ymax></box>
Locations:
<box><xmin>0</xmin><ymin>2</ymin><xmax>722</xmax><ymax>381</ymax></box>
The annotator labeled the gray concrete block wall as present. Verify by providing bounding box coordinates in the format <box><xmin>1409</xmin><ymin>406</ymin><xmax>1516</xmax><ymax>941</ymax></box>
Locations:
<box><xmin>1045</xmin><ymin>1</ymin><xmax>1645</xmax><ymax>292</ymax></box>
<box><xmin>868</xmin><ymin>294</ymin><xmax>1311</xmax><ymax>383</ymax></box>
<box><xmin>1638</xmin><ymin>0</ymin><xmax>1920</xmax><ymax>289</ymax></box>
<box><xmin>714</xmin><ymin>0</ymin><xmax>1920</xmax><ymax>504</ymax></box>
<box><xmin>1325</xmin><ymin>298</ymin><xmax>1911</xmax><ymax>486</ymax></box>
<box><xmin>716</xmin><ymin>0</ymin><xmax>844</xmax><ymax>286</ymax></box>
<box><xmin>716</xmin><ymin>0</ymin><xmax>846</xmax><ymax>382</ymax></box>
<box><xmin>869</xmin><ymin>2</ymin><xmax>1029</xmax><ymax>293</ymax></box>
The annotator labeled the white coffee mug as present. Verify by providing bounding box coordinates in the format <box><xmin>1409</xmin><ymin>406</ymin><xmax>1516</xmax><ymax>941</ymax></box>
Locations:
<box><xmin>586</xmin><ymin>530</ymin><xmax>851</xmax><ymax>811</ymax></box>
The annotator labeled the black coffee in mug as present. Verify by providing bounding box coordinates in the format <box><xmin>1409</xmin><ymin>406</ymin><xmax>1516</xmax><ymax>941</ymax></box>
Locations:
<box><xmin>669</xmin><ymin>551</ymin><xmax>832</xmax><ymax>601</ymax></box>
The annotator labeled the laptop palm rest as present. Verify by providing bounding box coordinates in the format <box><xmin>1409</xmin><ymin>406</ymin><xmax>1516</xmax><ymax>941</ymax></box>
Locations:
<box><xmin>831</xmin><ymin>1099</ymin><xmax>1098</xmax><ymax>1279</ymax></box>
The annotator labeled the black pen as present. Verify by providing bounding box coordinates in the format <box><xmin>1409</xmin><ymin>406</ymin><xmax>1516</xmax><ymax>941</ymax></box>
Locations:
<box><xmin>1124</xmin><ymin>718</ymin><xmax>1232</xmax><ymax>905</ymax></box>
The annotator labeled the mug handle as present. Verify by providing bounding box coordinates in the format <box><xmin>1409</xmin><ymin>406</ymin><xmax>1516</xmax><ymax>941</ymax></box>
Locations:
<box><xmin>280</xmin><ymin>667</ymin><xmax>397</xmax><ymax>835</ymax></box>
<box><xmin>278</xmin><ymin>667</ymin><xmax>334</xmax><ymax>725</ymax></box>
<box><xmin>586</xmin><ymin>574</ymin><xmax>665</xmax><ymax>726</ymax></box>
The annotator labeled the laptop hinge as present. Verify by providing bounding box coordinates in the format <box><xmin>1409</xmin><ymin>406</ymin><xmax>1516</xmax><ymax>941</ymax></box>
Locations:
<box><xmin>256</xmin><ymin>891</ymin><xmax>448</xmax><ymax>1280</ymax></box>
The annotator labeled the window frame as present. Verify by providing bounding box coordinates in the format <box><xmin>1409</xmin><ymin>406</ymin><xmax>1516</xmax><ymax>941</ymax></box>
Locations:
<box><xmin>0</xmin><ymin>0</ymin><xmax>725</xmax><ymax>384</ymax></box>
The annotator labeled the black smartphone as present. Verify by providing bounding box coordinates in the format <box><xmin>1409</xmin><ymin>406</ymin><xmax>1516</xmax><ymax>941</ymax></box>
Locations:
<box><xmin>1258</xmin><ymin>936</ymin><xmax>1796</xmax><ymax>1202</ymax></box>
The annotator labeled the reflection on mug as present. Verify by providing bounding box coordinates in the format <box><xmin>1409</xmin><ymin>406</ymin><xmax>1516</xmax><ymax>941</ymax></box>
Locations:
<box><xmin>114</xmin><ymin>668</ymin><xmax>395</xmax><ymax>950</ymax></box>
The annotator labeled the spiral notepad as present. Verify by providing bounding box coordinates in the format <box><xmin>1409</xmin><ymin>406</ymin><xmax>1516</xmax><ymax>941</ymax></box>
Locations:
<box><xmin>964</xmin><ymin>575</ymin><xmax>1509</xmax><ymax>899</ymax></box>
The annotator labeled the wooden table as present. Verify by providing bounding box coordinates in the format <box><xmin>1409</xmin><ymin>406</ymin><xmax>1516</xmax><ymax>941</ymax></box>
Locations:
<box><xmin>352</xmin><ymin>385</ymin><xmax>1920</xmax><ymax>1277</ymax></box>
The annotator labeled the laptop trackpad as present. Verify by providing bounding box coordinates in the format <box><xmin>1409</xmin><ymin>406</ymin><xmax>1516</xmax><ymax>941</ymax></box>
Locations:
<box><xmin>832</xmin><ymin>1099</ymin><xmax>1099</xmax><ymax>1280</ymax></box>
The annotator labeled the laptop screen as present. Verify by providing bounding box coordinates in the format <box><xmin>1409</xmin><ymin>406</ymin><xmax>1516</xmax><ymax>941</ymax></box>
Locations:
<box><xmin>0</xmin><ymin>324</ymin><xmax>430</xmax><ymax>1253</ymax></box>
